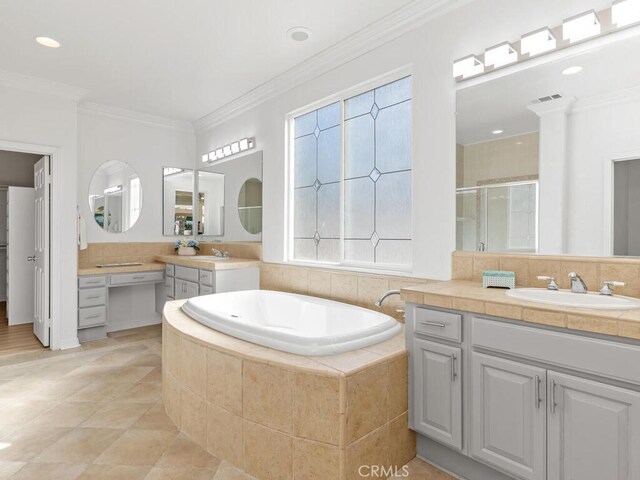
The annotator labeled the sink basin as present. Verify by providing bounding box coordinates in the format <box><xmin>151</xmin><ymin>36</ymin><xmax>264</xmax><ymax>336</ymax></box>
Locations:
<box><xmin>194</xmin><ymin>256</ymin><xmax>230</xmax><ymax>261</ymax></box>
<box><xmin>506</xmin><ymin>288</ymin><xmax>640</xmax><ymax>310</ymax></box>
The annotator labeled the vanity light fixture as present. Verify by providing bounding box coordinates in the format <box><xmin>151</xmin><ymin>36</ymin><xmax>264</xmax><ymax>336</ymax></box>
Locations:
<box><xmin>521</xmin><ymin>28</ymin><xmax>556</xmax><ymax>56</ymax></box>
<box><xmin>104</xmin><ymin>185</ymin><xmax>122</xmax><ymax>194</ymax></box>
<box><xmin>562</xmin><ymin>65</ymin><xmax>584</xmax><ymax>75</ymax></box>
<box><xmin>163</xmin><ymin>167</ymin><xmax>184</xmax><ymax>176</ymax></box>
<box><xmin>35</xmin><ymin>36</ymin><xmax>60</xmax><ymax>48</ymax></box>
<box><xmin>612</xmin><ymin>0</ymin><xmax>640</xmax><ymax>27</ymax></box>
<box><xmin>453</xmin><ymin>55</ymin><xmax>484</xmax><ymax>79</ymax></box>
<box><xmin>563</xmin><ymin>10</ymin><xmax>601</xmax><ymax>43</ymax></box>
<box><xmin>203</xmin><ymin>137</ymin><xmax>256</xmax><ymax>163</ymax></box>
<box><xmin>485</xmin><ymin>42</ymin><xmax>518</xmax><ymax>68</ymax></box>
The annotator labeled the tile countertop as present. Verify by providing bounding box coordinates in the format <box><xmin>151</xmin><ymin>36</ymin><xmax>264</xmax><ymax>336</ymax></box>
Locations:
<box><xmin>154</xmin><ymin>255</ymin><xmax>262</xmax><ymax>270</ymax></box>
<box><xmin>401</xmin><ymin>280</ymin><xmax>640</xmax><ymax>341</ymax></box>
<box><xmin>78</xmin><ymin>262</ymin><xmax>166</xmax><ymax>276</ymax></box>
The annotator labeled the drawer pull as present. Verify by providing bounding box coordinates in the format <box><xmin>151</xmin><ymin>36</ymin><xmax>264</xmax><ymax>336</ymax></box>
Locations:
<box><xmin>86</xmin><ymin>280</ymin><xmax>101</xmax><ymax>284</ymax></box>
<box><xmin>451</xmin><ymin>354</ymin><xmax>458</xmax><ymax>381</ymax></box>
<box><xmin>86</xmin><ymin>295</ymin><xmax>101</xmax><ymax>300</ymax></box>
<box><xmin>86</xmin><ymin>314</ymin><xmax>102</xmax><ymax>319</ymax></box>
<box><xmin>132</xmin><ymin>276</ymin><xmax>146</xmax><ymax>280</ymax></box>
<box><xmin>420</xmin><ymin>321</ymin><xmax>446</xmax><ymax>328</ymax></box>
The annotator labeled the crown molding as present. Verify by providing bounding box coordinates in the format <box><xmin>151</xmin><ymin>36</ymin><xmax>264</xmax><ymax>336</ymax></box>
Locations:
<box><xmin>0</xmin><ymin>68</ymin><xmax>88</xmax><ymax>101</ymax></box>
<box><xmin>79</xmin><ymin>101</ymin><xmax>194</xmax><ymax>133</ymax></box>
<box><xmin>572</xmin><ymin>84</ymin><xmax>640</xmax><ymax>114</ymax></box>
<box><xmin>194</xmin><ymin>0</ymin><xmax>470</xmax><ymax>133</ymax></box>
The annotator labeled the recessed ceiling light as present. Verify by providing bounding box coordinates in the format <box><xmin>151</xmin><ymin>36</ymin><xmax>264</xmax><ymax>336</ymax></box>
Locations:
<box><xmin>35</xmin><ymin>36</ymin><xmax>60</xmax><ymax>48</ymax></box>
<box><xmin>287</xmin><ymin>27</ymin><xmax>312</xmax><ymax>42</ymax></box>
<box><xmin>562</xmin><ymin>65</ymin><xmax>583</xmax><ymax>75</ymax></box>
<box><xmin>492</xmin><ymin>129</ymin><xmax>504</xmax><ymax>135</ymax></box>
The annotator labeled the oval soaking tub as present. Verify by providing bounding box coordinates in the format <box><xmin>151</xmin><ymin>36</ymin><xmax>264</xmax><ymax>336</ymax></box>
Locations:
<box><xmin>181</xmin><ymin>289</ymin><xmax>401</xmax><ymax>356</ymax></box>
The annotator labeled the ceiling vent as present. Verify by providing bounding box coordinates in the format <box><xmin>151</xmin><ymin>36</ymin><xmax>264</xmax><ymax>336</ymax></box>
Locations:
<box><xmin>534</xmin><ymin>93</ymin><xmax>563</xmax><ymax>103</ymax></box>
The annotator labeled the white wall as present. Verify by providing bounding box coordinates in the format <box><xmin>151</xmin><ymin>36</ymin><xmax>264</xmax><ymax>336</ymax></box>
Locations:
<box><xmin>78</xmin><ymin>109</ymin><xmax>195</xmax><ymax>242</ymax></box>
<box><xmin>0</xmin><ymin>85</ymin><xmax>79</xmax><ymax>349</ymax></box>
<box><xmin>195</xmin><ymin>0</ymin><xmax>605</xmax><ymax>280</ymax></box>
<box><xmin>566</xmin><ymin>96</ymin><xmax>640</xmax><ymax>255</ymax></box>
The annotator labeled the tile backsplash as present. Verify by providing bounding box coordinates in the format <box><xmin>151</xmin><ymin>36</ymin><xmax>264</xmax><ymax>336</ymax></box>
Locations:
<box><xmin>453</xmin><ymin>251</ymin><xmax>640</xmax><ymax>298</ymax></box>
<box><xmin>260</xmin><ymin>263</ymin><xmax>432</xmax><ymax>322</ymax></box>
<box><xmin>78</xmin><ymin>241</ymin><xmax>262</xmax><ymax>268</ymax></box>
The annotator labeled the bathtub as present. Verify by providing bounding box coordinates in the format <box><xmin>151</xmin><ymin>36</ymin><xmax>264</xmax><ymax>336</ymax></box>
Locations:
<box><xmin>181</xmin><ymin>289</ymin><xmax>401</xmax><ymax>356</ymax></box>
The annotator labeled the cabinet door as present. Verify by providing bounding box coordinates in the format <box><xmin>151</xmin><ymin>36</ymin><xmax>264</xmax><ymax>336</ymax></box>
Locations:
<box><xmin>471</xmin><ymin>353</ymin><xmax>546</xmax><ymax>480</ymax></box>
<box><xmin>548</xmin><ymin>372</ymin><xmax>640</xmax><ymax>480</ymax></box>
<box><xmin>174</xmin><ymin>279</ymin><xmax>199</xmax><ymax>300</ymax></box>
<box><xmin>412</xmin><ymin>338</ymin><xmax>462</xmax><ymax>450</ymax></box>
<box><xmin>184</xmin><ymin>280</ymin><xmax>199</xmax><ymax>298</ymax></box>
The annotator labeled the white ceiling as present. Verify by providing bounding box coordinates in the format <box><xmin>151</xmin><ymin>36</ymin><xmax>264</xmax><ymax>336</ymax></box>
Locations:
<box><xmin>457</xmin><ymin>32</ymin><xmax>640</xmax><ymax>145</ymax></box>
<box><xmin>0</xmin><ymin>0</ymin><xmax>415</xmax><ymax>121</ymax></box>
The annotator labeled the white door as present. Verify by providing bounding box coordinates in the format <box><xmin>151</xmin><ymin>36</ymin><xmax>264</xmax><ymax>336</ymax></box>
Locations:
<box><xmin>471</xmin><ymin>353</ymin><xmax>546</xmax><ymax>480</ymax></box>
<box><xmin>412</xmin><ymin>337</ymin><xmax>463</xmax><ymax>450</ymax></box>
<box><xmin>33</xmin><ymin>157</ymin><xmax>50</xmax><ymax>347</ymax></box>
<box><xmin>6</xmin><ymin>187</ymin><xmax>35</xmax><ymax>326</ymax></box>
<box><xmin>548</xmin><ymin>371</ymin><xmax>640</xmax><ymax>480</ymax></box>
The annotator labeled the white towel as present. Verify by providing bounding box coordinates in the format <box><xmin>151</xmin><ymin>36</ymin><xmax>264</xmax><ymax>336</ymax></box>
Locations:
<box><xmin>78</xmin><ymin>212</ymin><xmax>88</xmax><ymax>250</ymax></box>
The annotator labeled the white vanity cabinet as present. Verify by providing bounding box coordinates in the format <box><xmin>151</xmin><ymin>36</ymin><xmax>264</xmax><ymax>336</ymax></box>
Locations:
<box><xmin>406</xmin><ymin>304</ymin><xmax>640</xmax><ymax>480</ymax></box>
<box><xmin>164</xmin><ymin>262</ymin><xmax>259</xmax><ymax>301</ymax></box>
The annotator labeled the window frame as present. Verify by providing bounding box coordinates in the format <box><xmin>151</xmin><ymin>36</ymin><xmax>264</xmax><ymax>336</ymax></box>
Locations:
<box><xmin>285</xmin><ymin>66</ymin><xmax>414</xmax><ymax>273</ymax></box>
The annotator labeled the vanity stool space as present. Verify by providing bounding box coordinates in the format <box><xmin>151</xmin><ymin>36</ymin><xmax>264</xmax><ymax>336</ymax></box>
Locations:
<box><xmin>406</xmin><ymin>302</ymin><xmax>640</xmax><ymax>480</ymax></box>
<box><xmin>164</xmin><ymin>262</ymin><xmax>259</xmax><ymax>301</ymax></box>
<box><xmin>77</xmin><ymin>270</ymin><xmax>165</xmax><ymax>342</ymax></box>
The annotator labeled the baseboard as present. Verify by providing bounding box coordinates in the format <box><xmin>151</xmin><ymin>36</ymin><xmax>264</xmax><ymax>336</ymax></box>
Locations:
<box><xmin>59</xmin><ymin>336</ymin><xmax>81</xmax><ymax>350</ymax></box>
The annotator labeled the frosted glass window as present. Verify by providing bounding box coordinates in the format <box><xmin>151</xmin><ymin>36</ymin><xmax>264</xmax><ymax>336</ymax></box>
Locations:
<box><xmin>291</xmin><ymin>76</ymin><xmax>412</xmax><ymax>268</ymax></box>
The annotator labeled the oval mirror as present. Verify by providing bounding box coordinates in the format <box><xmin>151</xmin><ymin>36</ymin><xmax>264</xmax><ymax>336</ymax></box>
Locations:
<box><xmin>237</xmin><ymin>178</ymin><xmax>262</xmax><ymax>234</ymax></box>
<box><xmin>89</xmin><ymin>161</ymin><xmax>142</xmax><ymax>233</ymax></box>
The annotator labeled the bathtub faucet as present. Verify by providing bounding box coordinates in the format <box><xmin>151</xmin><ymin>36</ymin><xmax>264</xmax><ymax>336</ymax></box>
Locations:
<box><xmin>374</xmin><ymin>290</ymin><xmax>401</xmax><ymax>308</ymax></box>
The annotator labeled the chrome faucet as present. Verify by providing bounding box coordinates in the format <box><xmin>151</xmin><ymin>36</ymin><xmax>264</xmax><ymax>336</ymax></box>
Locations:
<box><xmin>568</xmin><ymin>272</ymin><xmax>588</xmax><ymax>294</ymax></box>
<box><xmin>599</xmin><ymin>281</ymin><xmax>625</xmax><ymax>296</ymax></box>
<box><xmin>374</xmin><ymin>290</ymin><xmax>401</xmax><ymax>308</ymax></box>
<box><xmin>211</xmin><ymin>248</ymin><xmax>229</xmax><ymax>258</ymax></box>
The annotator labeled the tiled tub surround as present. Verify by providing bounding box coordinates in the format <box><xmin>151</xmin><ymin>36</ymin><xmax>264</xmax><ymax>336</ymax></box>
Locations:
<box><xmin>260</xmin><ymin>263</ymin><xmax>433</xmax><ymax>322</ymax></box>
<box><xmin>78</xmin><ymin>242</ymin><xmax>262</xmax><ymax>269</ymax></box>
<box><xmin>162</xmin><ymin>301</ymin><xmax>415</xmax><ymax>480</ymax></box>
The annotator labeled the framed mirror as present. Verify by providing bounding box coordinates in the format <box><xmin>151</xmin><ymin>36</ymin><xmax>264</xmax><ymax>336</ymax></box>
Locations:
<box><xmin>238</xmin><ymin>178</ymin><xmax>262</xmax><ymax>234</ymax></box>
<box><xmin>197</xmin><ymin>171</ymin><xmax>225</xmax><ymax>236</ymax></box>
<box><xmin>456</xmin><ymin>32</ymin><xmax>640</xmax><ymax>257</ymax></box>
<box><xmin>88</xmin><ymin>161</ymin><xmax>142</xmax><ymax>233</ymax></box>
<box><xmin>198</xmin><ymin>150</ymin><xmax>262</xmax><ymax>240</ymax></box>
<box><xmin>162</xmin><ymin>167</ymin><xmax>195</xmax><ymax>236</ymax></box>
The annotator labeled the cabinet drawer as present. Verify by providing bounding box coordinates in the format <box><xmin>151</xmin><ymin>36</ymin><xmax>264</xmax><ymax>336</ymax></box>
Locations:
<box><xmin>165</xmin><ymin>277</ymin><xmax>174</xmax><ymax>297</ymax></box>
<box><xmin>200</xmin><ymin>285</ymin><xmax>213</xmax><ymax>295</ymax></box>
<box><xmin>78</xmin><ymin>306</ymin><xmax>107</xmax><ymax>329</ymax></box>
<box><xmin>165</xmin><ymin>264</ymin><xmax>175</xmax><ymax>277</ymax></box>
<box><xmin>414</xmin><ymin>307</ymin><xmax>462</xmax><ymax>342</ymax></box>
<box><xmin>78</xmin><ymin>276</ymin><xmax>107</xmax><ymax>288</ymax></box>
<box><xmin>109</xmin><ymin>271</ymin><xmax>164</xmax><ymax>286</ymax></box>
<box><xmin>175</xmin><ymin>265</ymin><xmax>199</xmax><ymax>282</ymax></box>
<box><xmin>78</xmin><ymin>287</ymin><xmax>107</xmax><ymax>308</ymax></box>
<box><xmin>199</xmin><ymin>269</ymin><xmax>213</xmax><ymax>287</ymax></box>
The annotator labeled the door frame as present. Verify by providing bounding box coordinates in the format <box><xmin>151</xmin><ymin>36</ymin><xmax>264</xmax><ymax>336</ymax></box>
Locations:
<box><xmin>0</xmin><ymin>139</ymin><xmax>60</xmax><ymax>349</ymax></box>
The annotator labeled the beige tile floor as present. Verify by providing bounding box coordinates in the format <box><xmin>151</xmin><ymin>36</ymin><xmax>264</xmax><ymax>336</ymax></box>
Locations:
<box><xmin>0</xmin><ymin>327</ymin><xmax>455</xmax><ymax>480</ymax></box>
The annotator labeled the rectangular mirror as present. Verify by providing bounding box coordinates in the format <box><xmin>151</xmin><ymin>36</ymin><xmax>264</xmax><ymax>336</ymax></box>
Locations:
<box><xmin>197</xmin><ymin>171</ymin><xmax>225</xmax><ymax>236</ymax></box>
<box><xmin>456</xmin><ymin>32</ymin><xmax>640</xmax><ymax>256</ymax></box>
<box><xmin>198</xmin><ymin>150</ymin><xmax>262</xmax><ymax>241</ymax></box>
<box><xmin>163</xmin><ymin>167</ymin><xmax>195</xmax><ymax>236</ymax></box>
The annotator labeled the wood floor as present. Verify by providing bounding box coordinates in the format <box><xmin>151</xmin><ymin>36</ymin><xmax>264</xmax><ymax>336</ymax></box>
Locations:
<box><xmin>0</xmin><ymin>301</ymin><xmax>45</xmax><ymax>357</ymax></box>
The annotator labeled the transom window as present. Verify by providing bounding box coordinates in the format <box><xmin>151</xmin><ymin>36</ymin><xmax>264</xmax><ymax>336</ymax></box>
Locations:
<box><xmin>288</xmin><ymin>75</ymin><xmax>412</xmax><ymax>269</ymax></box>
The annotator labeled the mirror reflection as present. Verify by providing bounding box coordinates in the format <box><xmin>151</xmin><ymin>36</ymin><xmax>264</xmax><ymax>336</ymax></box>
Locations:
<box><xmin>89</xmin><ymin>161</ymin><xmax>142</xmax><ymax>233</ymax></box>
<box><xmin>238</xmin><ymin>178</ymin><xmax>262</xmax><ymax>234</ymax></box>
<box><xmin>456</xmin><ymin>33</ymin><xmax>640</xmax><ymax>256</ymax></box>
<box><xmin>197</xmin><ymin>171</ymin><xmax>225</xmax><ymax>236</ymax></box>
<box><xmin>199</xmin><ymin>150</ymin><xmax>262</xmax><ymax>240</ymax></box>
<box><xmin>162</xmin><ymin>168</ymin><xmax>194</xmax><ymax>236</ymax></box>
